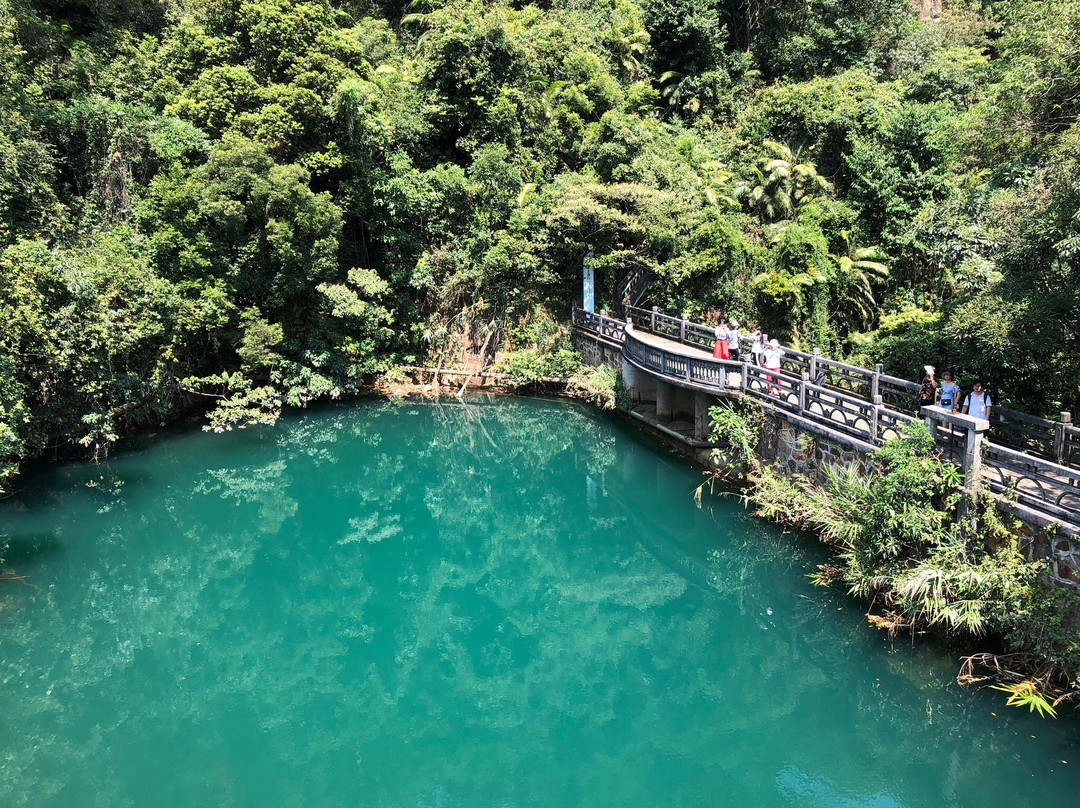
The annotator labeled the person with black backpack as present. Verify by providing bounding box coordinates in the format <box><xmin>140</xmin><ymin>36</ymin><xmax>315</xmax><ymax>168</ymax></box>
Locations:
<box><xmin>963</xmin><ymin>381</ymin><xmax>993</xmax><ymax>420</ymax></box>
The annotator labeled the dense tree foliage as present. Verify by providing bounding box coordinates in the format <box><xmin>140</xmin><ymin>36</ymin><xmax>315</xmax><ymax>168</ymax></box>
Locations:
<box><xmin>1</xmin><ymin>0</ymin><xmax>1079</xmax><ymax>484</ymax></box>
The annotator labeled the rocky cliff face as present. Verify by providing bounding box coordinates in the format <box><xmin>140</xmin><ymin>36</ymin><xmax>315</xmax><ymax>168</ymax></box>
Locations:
<box><xmin>915</xmin><ymin>0</ymin><xmax>943</xmax><ymax>21</ymax></box>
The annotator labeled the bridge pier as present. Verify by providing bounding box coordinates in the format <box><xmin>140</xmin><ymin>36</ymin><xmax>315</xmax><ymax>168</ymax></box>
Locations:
<box><xmin>656</xmin><ymin>378</ymin><xmax>674</xmax><ymax>423</ymax></box>
<box><xmin>621</xmin><ymin>356</ymin><xmax>649</xmax><ymax>405</ymax></box>
<box><xmin>695</xmin><ymin>392</ymin><xmax>712</xmax><ymax>440</ymax></box>
<box><xmin>920</xmin><ymin>406</ymin><xmax>989</xmax><ymax>486</ymax></box>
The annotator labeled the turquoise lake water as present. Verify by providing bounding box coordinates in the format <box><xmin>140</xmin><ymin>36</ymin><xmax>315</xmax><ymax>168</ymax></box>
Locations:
<box><xmin>0</xmin><ymin>396</ymin><xmax>1078</xmax><ymax>807</ymax></box>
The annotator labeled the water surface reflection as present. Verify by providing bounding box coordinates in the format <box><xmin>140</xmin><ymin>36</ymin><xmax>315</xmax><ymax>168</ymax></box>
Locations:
<box><xmin>0</xmin><ymin>397</ymin><xmax>1077</xmax><ymax>807</ymax></box>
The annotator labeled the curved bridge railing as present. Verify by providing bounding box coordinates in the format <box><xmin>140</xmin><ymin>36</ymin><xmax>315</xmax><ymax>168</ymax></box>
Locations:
<box><xmin>982</xmin><ymin>444</ymin><xmax>1080</xmax><ymax>532</ymax></box>
<box><xmin>623</xmin><ymin>329</ymin><xmax>737</xmax><ymax>394</ymax></box>
<box><xmin>573</xmin><ymin>308</ymin><xmax>626</xmax><ymax>346</ymax></box>
<box><xmin>580</xmin><ymin>305</ymin><xmax>1078</xmax><ymax>462</ymax></box>
<box><xmin>621</xmin><ymin>304</ymin><xmax>924</xmax><ymax>411</ymax></box>
<box><xmin>574</xmin><ymin>307</ymin><xmax>1080</xmax><ymax>532</ymax></box>
<box><xmin>620</xmin><ymin>323</ymin><xmax>913</xmax><ymax>450</ymax></box>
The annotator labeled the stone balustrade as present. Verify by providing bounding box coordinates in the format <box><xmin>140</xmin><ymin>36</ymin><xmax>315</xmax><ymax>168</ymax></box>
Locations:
<box><xmin>572</xmin><ymin>306</ymin><xmax>1080</xmax><ymax>568</ymax></box>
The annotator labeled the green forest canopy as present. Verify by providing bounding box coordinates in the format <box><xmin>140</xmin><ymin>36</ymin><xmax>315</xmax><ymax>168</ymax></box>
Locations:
<box><xmin>1</xmin><ymin>0</ymin><xmax>1079</xmax><ymax>487</ymax></box>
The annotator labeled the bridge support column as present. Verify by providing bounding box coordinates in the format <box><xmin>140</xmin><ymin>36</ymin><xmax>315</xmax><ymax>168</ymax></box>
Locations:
<box><xmin>622</xmin><ymin>357</ymin><xmax>641</xmax><ymax>404</ymax></box>
<box><xmin>962</xmin><ymin>427</ymin><xmax>984</xmax><ymax>484</ymax></box>
<box><xmin>695</xmin><ymin>392</ymin><xmax>713</xmax><ymax>440</ymax></box>
<box><xmin>959</xmin><ymin>418</ymin><xmax>990</xmax><ymax>521</ymax></box>
<box><xmin>656</xmin><ymin>379</ymin><xmax>674</xmax><ymax>423</ymax></box>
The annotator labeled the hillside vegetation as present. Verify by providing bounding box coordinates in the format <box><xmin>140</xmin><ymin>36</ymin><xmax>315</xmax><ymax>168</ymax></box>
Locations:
<box><xmin>1</xmin><ymin>0</ymin><xmax>1079</xmax><ymax>486</ymax></box>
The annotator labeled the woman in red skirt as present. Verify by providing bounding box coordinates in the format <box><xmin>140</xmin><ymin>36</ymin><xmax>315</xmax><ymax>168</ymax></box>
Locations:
<box><xmin>714</xmin><ymin>323</ymin><xmax>730</xmax><ymax>359</ymax></box>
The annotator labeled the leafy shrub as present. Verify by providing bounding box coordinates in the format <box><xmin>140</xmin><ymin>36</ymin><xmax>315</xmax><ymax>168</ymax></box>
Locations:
<box><xmin>495</xmin><ymin>348</ymin><xmax>582</xmax><ymax>383</ymax></box>
<box><xmin>708</xmin><ymin>399</ymin><xmax>765</xmax><ymax>467</ymax></box>
<box><xmin>568</xmin><ymin>365</ymin><xmax>618</xmax><ymax>410</ymax></box>
<box><xmin>746</xmin><ymin>422</ymin><xmax>1076</xmax><ymax>688</ymax></box>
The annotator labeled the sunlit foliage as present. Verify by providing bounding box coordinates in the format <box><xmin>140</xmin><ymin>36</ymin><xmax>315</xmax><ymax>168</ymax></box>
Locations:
<box><xmin>1</xmin><ymin>0</ymin><xmax>1079</xmax><ymax>481</ymax></box>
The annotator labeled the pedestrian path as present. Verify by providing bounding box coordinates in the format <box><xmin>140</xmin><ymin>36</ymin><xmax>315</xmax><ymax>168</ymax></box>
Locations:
<box><xmin>573</xmin><ymin>306</ymin><xmax>1080</xmax><ymax>539</ymax></box>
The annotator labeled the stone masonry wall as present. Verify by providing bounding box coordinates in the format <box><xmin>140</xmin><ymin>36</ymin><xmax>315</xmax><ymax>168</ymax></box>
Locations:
<box><xmin>1050</xmin><ymin>537</ymin><xmax>1080</xmax><ymax>588</ymax></box>
<box><xmin>572</xmin><ymin>331</ymin><xmax>622</xmax><ymax>370</ymax></box>
<box><xmin>1015</xmin><ymin>523</ymin><xmax>1080</xmax><ymax>589</ymax></box>
<box><xmin>758</xmin><ymin>413</ymin><xmax>878</xmax><ymax>487</ymax></box>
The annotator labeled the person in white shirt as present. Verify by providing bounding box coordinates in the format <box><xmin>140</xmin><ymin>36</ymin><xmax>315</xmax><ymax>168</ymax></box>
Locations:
<box><xmin>962</xmin><ymin>380</ymin><xmax>992</xmax><ymax>420</ymax></box>
<box><xmin>728</xmin><ymin>320</ymin><xmax>741</xmax><ymax>361</ymax></box>
<box><xmin>763</xmin><ymin>339</ymin><xmax>783</xmax><ymax>395</ymax></box>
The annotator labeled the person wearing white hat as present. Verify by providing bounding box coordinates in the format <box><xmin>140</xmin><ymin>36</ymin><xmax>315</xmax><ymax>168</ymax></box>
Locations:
<box><xmin>919</xmin><ymin>365</ymin><xmax>937</xmax><ymax>407</ymax></box>
<box><xmin>763</xmin><ymin>338</ymin><xmax>783</xmax><ymax>395</ymax></box>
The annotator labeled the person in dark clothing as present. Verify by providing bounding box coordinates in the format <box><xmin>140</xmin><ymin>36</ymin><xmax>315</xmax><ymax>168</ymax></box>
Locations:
<box><xmin>919</xmin><ymin>365</ymin><xmax>937</xmax><ymax>407</ymax></box>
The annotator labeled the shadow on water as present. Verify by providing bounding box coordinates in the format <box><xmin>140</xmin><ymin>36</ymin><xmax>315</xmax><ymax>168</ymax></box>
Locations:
<box><xmin>595</xmin><ymin>404</ymin><xmax>994</xmax><ymax>695</ymax></box>
<box><xmin>2</xmin><ymin>412</ymin><xmax>278</xmax><ymax>508</ymax></box>
<box><xmin>1</xmin><ymin>531</ymin><xmax>63</xmax><ymax>566</ymax></box>
<box><xmin>1</xmin><ymin>465</ymin><xmax>154</xmax><ymax>521</ymax></box>
<box><xmin>598</xmin><ymin>415</ymin><xmax>815</xmax><ymax>598</ymax></box>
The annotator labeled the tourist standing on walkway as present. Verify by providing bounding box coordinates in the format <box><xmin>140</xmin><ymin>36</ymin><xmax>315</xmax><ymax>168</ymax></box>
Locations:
<box><xmin>939</xmin><ymin>371</ymin><xmax>960</xmax><ymax>413</ymax></box>
<box><xmin>763</xmin><ymin>339</ymin><xmax>783</xmax><ymax>395</ymax></box>
<box><xmin>714</xmin><ymin>322</ymin><xmax>730</xmax><ymax>359</ymax></box>
<box><xmin>728</xmin><ymin>320</ymin><xmax>741</xmax><ymax>361</ymax></box>
<box><xmin>963</xmin><ymin>381</ymin><xmax>992</xmax><ymax>420</ymax></box>
<box><xmin>751</xmin><ymin>328</ymin><xmax>764</xmax><ymax>365</ymax></box>
<box><xmin>918</xmin><ymin>365</ymin><xmax>937</xmax><ymax>407</ymax></box>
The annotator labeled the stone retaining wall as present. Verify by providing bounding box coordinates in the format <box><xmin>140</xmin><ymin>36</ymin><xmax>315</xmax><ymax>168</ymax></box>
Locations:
<box><xmin>759</xmin><ymin>413</ymin><xmax>878</xmax><ymax>486</ymax></box>
<box><xmin>1050</xmin><ymin>537</ymin><xmax>1080</xmax><ymax>587</ymax></box>
<box><xmin>572</xmin><ymin>331</ymin><xmax>622</xmax><ymax>370</ymax></box>
<box><xmin>1015</xmin><ymin>525</ymin><xmax>1080</xmax><ymax>589</ymax></box>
